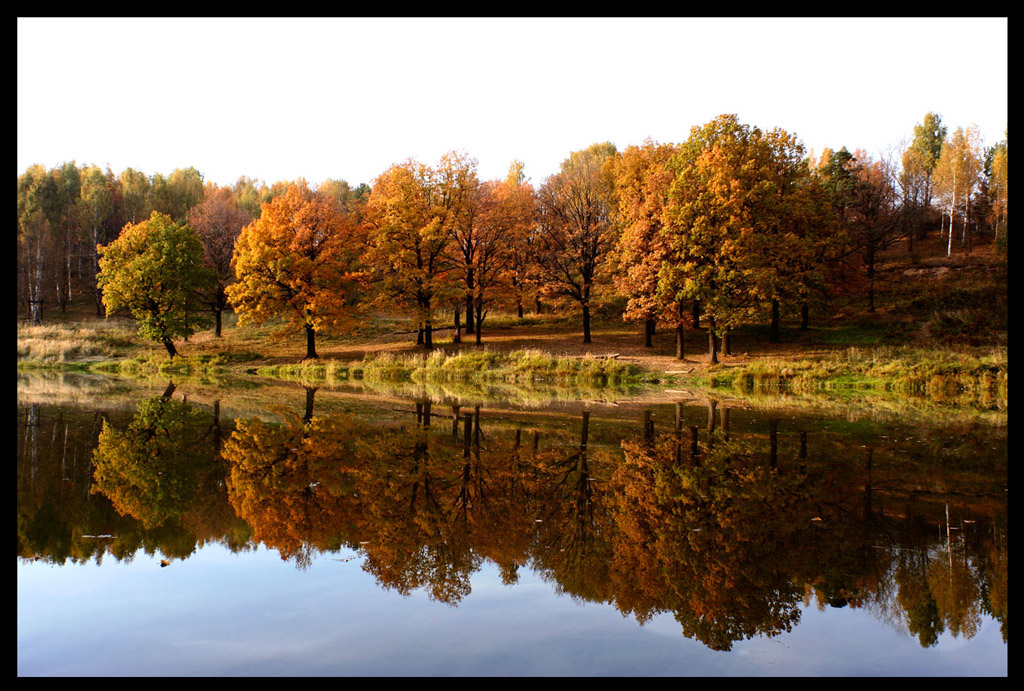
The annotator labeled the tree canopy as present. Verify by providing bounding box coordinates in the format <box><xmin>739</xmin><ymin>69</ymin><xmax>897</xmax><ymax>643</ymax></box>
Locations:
<box><xmin>96</xmin><ymin>210</ymin><xmax>213</xmax><ymax>357</ymax></box>
<box><xmin>226</xmin><ymin>183</ymin><xmax>362</xmax><ymax>360</ymax></box>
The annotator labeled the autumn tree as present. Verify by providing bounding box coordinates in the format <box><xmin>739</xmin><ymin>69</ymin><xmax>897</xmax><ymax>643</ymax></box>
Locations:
<box><xmin>933</xmin><ymin>125</ymin><xmax>984</xmax><ymax>257</ymax></box>
<box><xmin>661</xmin><ymin>116</ymin><xmax>763</xmax><ymax>363</ymax></box>
<box><xmin>609</xmin><ymin>139</ymin><xmax>683</xmax><ymax>353</ymax></box>
<box><xmin>97</xmin><ymin>211</ymin><xmax>214</xmax><ymax>357</ymax></box>
<box><xmin>468</xmin><ymin>166</ymin><xmax>538</xmax><ymax>343</ymax></box>
<box><xmin>186</xmin><ymin>185</ymin><xmax>253</xmax><ymax>336</ymax></box>
<box><xmin>433</xmin><ymin>151</ymin><xmax>482</xmax><ymax>341</ymax></box>
<box><xmin>815</xmin><ymin>147</ymin><xmax>898</xmax><ymax>313</ymax></box>
<box><xmin>362</xmin><ymin>159</ymin><xmax>459</xmax><ymax>349</ymax></box>
<box><xmin>227</xmin><ymin>183</ymin><xmax>362</xmax><ymax>360</ymax></box>
<box><xmin>660</xmin><ymin>115</ymin><xmax>826</xmax><ymax>361</ymax></box>
<box><xmin>985</xmin><ymin>136</ymin><xmax>1008</xmax><ymax>253</ymax></box>
<box><xmin>497</xmin><ymin>161</ymin><xmax>540</xmax><ymax>319</ymax></box>
<box><xmin>534</xmin><ymin>142</ymin><xmax>618</xmax><ymax>344</ymax></box>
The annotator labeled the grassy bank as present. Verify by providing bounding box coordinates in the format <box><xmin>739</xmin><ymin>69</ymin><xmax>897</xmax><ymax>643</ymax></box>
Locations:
<box><xmin>16</xmin><ymin>239</ymin><xmax>1008</xmax><ymax>412</ymax></box>
<box><xmin>255</xmin><ymin>347</ymin><xmax>655</xmax><ymax>387</ymax></box>
<box><xmin>700</xmin><ymin>345</ymin><xmax>1007</xmax><ymax>408</ymax></box>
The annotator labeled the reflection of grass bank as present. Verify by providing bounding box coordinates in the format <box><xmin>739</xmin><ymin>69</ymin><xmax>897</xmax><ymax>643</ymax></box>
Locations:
<box><xmin>699</xmin><ymin>345</ymin><xmax>1007</xmax><ymax>411</ymax></box>
<box><xmin>349</xmin><ymin>373</ymin><xmax>644</xmax><ymax>408</ymax></box>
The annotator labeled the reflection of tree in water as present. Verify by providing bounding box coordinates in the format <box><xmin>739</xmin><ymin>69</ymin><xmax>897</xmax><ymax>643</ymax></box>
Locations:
<box><xmin>605</xmin><ymin>401</ymin><xmax>1007</xmax><ymax>651</ymax></box>
<box><xmin>28</xmin><ymin>384</ymin><xmax>1006</xmax><ymax>649</ymax></box>
<box><xmin>217</xmin><ymin>394</ymin><xmax>1009</xmax><ymax>646</ymax></box>
<box><xmin>610</xmin><ymin>406</ymin><xmax>809</xmax><ymax>650</ymax></box>
<box><xmin>529</xmin><ymin>411</ymin><xmax>614</xmax><ymax>604</ymax></box>
<box><xmin>91</xmin><ymin>383</ymin><xmax>215</xmax><ymax>532</ymax></box>
<box><xmin>19</xmin><ymin>386</ymin><xmax>247</xmax><ymax>566</ymax></box>
<box><xmin>353</xmin><ymin>400</ymin><xmax>480</xmax><ymax>603</ymax></box>
<box><xmin>222</xmin><ymin>386</ymin><xmax>363</xmax><ymax>569</ymax></box>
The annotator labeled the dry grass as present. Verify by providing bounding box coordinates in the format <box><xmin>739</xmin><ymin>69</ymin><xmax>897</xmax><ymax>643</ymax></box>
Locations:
<box><xmin>17</xmin><ymin>320</ymin><xmax>138</xmax><ymax>364</ymax></box>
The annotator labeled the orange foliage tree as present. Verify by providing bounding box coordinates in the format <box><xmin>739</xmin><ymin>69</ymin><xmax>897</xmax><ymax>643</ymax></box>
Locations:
<box><xmin>227</xmin><ymin>183</ymin><xmax>362</xmax><ymax>360</ymax></box>
<box><xmin>610</xmin><ymin>139</ymin><xmax>682</xmax><ymax>352</ymax></box>
<box><xmin>362</xmin><ymin>159</ymin><xmax>460</xmax><ymax>349</ymax></box>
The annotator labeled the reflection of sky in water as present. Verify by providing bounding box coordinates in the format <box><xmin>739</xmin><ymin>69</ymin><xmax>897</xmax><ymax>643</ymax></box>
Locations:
<box><xmin>18</xmin><ymin>544</ymin><xmax>1008</xmax><ymax>677</ymax></box>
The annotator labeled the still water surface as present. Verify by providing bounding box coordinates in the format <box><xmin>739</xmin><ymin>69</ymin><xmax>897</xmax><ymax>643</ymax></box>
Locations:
<box><xmin>17</xmin><ymin>372</ymin><xmax>1007</xmax><ymax>676</ymax></box>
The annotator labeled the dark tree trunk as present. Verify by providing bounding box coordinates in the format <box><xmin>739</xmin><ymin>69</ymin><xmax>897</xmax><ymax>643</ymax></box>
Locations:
<box><xmin>211</xmin><ymin>400</ymin><xmax>223</xmax><ymax>453</ymax></box>
<box><xmin>708</xmin><ymin>315</ymin><xmax>718</xmax><ymax>364</ymax></box>
<box><xmin>800</xmin><ymin>303</ymin><xmax>809</xmax><ymax>331</ymax></box>
<box><xmin>535</xmin><ymin>296</ymin><xmax>542</xmax><ymax>314</ymax></box>
<box><xmin>303</xmin><ymin>386</ymin><xmax>317</xmax><ymax>423</ymax></box>
<box><xmin>723</xmin><ymin>331</ymin><xmax>732</xmax><ymax>355</ymax></box>
<box><xmin>474</xmin><ymin>298</ymin><xmax>483</xmax><ymax>345</ymax></box>
<box><xmin>644</xmin><ymin>318</ymin><xmax>654</xmax><ymax>348</ymax></box>
<box><xmin>304</xmin><ymin>323</ymin><xmax>318</xmax><ymax>359</ymax></box>
<box><xmin>163</xmin><ymin>339</ymin><xmax>178</xmax><ymax>359</ymax></box>
<box><xmin>866</xmin><ymin>249</ymin><xmax>876</xmax><ymax>313</ymax></box>
<box><xmin>214</xmin><ymin>308</ymin><xmax>223</xmax><ymax>337</ymax></box>
<box><xmin>769</xmin><ymin>299</ymin><xmax>781</xmax><ymax>343</ymax></box>
<box><xmin>692</xmin><ymin>300</ymin><xmax>701</xmax><ymax>329</ymax></box>
<box><xmin>675</xmin><ymin>300</ymin><xmax>685</xmax><ymax>360</ymax></box>
<box><xmin>517</xmin><ymin>300</ymin><xmax>524</xmax><ymax>319</ymax></box>
<box><xmin>582</xmin><ymin>303</ymin><xmax>592</xmax><ymax>344</ymax></box>
<box><xmin>424</xmin><ymin>321</ymin><xmax>433</xmax><ymax>349</ymax></box>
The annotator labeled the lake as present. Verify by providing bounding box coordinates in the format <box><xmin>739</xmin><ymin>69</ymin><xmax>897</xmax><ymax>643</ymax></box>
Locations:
<box><xmin>17</xmin><ymin>371</ymin><xmax>1007</xmax><ymax>676</ymax></box>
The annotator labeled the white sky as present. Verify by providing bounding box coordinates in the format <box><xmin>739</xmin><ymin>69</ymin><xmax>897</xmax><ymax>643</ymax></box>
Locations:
<box><xmin>18</xmin><ymin>17</ymin><xmax>1008</xmax><ymax>189</ymax></box>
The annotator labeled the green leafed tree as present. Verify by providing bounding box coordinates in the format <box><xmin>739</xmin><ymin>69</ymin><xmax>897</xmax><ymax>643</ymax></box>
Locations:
<box><xmin>150</xmin><ymin>167</ymin><xmax>205</xmax><ymax>223</ymax></box>
<box><xmin>910</xmin><ymin>112</ymin><xmax>947</xmax><ymax>209</ymax></box>
<box><xmin>97</xmin><ymin>211</ymin><xmax>214</xmax><ymax>357</ymax></box>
